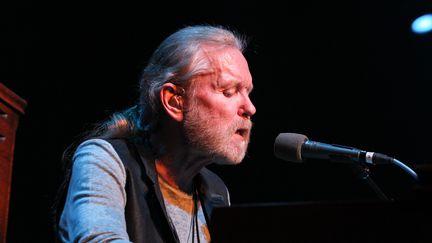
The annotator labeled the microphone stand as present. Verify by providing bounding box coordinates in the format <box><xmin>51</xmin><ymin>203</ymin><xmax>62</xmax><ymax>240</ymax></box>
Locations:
<box><xmin>352</xmin><ymin>163</ymin><xmax>393</xmax><ymax>201</ymax></box>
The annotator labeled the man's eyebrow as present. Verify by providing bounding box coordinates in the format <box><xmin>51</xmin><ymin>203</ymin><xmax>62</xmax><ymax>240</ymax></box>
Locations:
<box><xmin>235</xmin><ymin>81</ymin><xmax>253</xmax><ymax>94</ymax></box>
<box><xmin>217</xmin><ymin>79</ymin><xmax>253</xmax><ymax>92</ymax></box>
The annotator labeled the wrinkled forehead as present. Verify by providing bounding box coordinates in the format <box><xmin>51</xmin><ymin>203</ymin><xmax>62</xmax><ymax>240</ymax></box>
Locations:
<box><xmin>190</xmin><ymin>45</ymin><xmax>251</xmax><ymax>81</ymax></box>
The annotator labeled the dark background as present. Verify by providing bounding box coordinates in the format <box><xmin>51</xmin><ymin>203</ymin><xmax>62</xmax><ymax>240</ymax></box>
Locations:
<box><xmin>2</xmin><ymin>0</ymin><xmax>432</xmax><ymax>242</ymax></box>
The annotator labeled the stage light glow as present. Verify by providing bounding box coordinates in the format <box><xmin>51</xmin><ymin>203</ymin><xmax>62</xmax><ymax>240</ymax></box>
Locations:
<box><xmin>411</xmin><ymin>14</ymin><xmax>432</xmax><ymax>34</ymax></box>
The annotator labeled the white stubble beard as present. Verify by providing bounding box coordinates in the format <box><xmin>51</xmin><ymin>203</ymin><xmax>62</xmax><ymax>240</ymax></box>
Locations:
<box><xmin>183</xmin><ymin>106</ymin><xmax>252</xmax><ymax>165</ymax></box>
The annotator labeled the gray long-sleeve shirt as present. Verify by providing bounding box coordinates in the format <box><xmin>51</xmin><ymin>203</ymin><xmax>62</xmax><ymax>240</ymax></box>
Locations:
<box><xmin>59</xmin><ymin>139</ymin><xmax>132</xmax><ymax>242</ymax></box>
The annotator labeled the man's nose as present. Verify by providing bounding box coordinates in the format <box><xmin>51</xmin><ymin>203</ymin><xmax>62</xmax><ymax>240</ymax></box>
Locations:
<box><xmin>239</xmin><ymin>95</ymin><xmax>256</xmax><ymax>118</ymax></box>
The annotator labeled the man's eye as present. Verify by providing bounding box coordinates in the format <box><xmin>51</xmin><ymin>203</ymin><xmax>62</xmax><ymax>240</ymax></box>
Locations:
<box><xmin>223</xmin><ymin>89</ymin><xmax>236</xmax><ymax>97</ymax></box>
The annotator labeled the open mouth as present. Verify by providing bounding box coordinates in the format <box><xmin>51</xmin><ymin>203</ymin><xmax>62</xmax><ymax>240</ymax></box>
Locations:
<box><xmin>235</xmin><ymin>128</ymin><xmax>248</xmax><ymax>138</ymax></box>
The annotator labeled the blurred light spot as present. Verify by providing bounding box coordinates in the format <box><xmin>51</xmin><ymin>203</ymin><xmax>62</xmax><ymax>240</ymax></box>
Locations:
<box><xmin>412</xmin><ymin>14</ymin><xmax>432</xmax><ymax>34</ymax></box>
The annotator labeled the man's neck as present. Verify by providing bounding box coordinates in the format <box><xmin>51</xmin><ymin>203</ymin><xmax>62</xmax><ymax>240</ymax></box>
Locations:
<box><xmin>152</xmin><ymin>120</ymin><xmax>214</xmax><ymax>193</ymax></box>
<box><xmin>155</xmin><ymin>153</ymin><xmax>211</xmax><ymax>193</ymax></box>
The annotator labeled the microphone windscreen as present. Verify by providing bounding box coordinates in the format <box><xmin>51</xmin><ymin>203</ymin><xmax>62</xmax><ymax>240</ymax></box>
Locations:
<box><xmin>274</xmin><ymin>133</ymin><xmax>308</xmax><ymax>163</ymax></box>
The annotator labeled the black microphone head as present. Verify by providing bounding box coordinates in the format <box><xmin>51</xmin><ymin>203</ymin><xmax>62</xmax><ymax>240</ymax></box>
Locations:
<box><xmin>274</xmin><ymin>133</ymin><xmax>308</xmax><ymax>163</ymax></box>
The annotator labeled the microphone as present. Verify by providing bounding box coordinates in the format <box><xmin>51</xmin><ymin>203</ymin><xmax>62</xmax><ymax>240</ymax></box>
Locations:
<box><xmin>274</xmin><ymin>133</ymin><xmax>393</xmax><ymax>165</ymax></box>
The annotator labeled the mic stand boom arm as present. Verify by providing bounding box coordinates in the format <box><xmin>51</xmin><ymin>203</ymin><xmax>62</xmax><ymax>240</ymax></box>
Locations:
<box><xmin>352</xmin><ymin>163</ymin><xmax>393</xmax><ymax>201</ymax></box>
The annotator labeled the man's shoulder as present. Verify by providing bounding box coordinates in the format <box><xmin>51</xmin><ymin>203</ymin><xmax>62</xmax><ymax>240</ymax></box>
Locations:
<box><xmin>74</xmin><ymin>138</ymin><xmax>119</xmax><ymax>160</ymax></box>
<box><xmin>101</xmin><ymin>138</ymin><xmax>139</xmax><ymax>166</ymax></box>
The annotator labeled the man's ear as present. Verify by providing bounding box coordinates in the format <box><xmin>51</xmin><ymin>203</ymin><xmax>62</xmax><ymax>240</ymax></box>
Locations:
<box><xmin>160</xmin><ymin>83</ymin><xmax>184</xmax><ymax>122</ymax></box>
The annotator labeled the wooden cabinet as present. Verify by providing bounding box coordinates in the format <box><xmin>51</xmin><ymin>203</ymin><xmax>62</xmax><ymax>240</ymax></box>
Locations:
<box><xmin>0</xmin><ymin>83</ymin><xmax>27</xmax><ymax>243</ymax></box>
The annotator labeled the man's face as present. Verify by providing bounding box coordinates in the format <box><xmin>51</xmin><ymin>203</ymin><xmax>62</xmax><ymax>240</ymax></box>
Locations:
<box><xmin>183</xmin><ymin>46</ymin><xmax>256</xmax><ymax>164</ymax></box>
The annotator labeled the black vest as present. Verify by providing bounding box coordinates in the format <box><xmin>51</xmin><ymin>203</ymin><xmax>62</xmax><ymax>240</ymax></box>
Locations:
<box><xmin>106</xmin><ymin>139</ymin><xmax>230</xmax><ymax>243</ymax></box>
